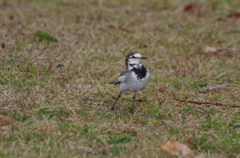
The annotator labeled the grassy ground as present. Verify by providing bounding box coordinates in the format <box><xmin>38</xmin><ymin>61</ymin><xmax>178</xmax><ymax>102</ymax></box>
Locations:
<box><xmin>0</xmin><ymin>0</ymin><xmax>240</xmax><ymax>157</ymax></box>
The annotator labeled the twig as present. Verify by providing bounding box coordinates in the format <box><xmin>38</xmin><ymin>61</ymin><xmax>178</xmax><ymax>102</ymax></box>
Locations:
<box><xmin>108</xmin><ymin>25</ymin><xmax>134</xmax><ymax>33</ymax></box>
<box><xmin>229</xmin><ymin>30</ymin><xmax>240</xmax><ymax>33</ymax></box>
<box><xmin>173</xmin><ymin>98</ymin><xmax>240</xmax><ymax>108</ymax></box>
<box><xmin>23</xmin><ymin>90</ymin><xmax>31</xmax><ymax>100</ymax></box>
<box><xmin>201</xmin><ymin>84</ymin><xmax>230</xmax><ymax>94</ymax></box>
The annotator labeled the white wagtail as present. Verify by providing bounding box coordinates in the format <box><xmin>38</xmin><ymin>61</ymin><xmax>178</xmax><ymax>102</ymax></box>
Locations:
<box><xmin>110</xmin><ymin>52</ymin><xmax>150</xmax><ymax>112</ymax></box>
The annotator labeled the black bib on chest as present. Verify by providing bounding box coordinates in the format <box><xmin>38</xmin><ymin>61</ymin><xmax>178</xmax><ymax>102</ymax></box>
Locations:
<box><xmin>132</xmin><ymin>65</ymin><xmax>147</xmax><ymax>80</ymax></box>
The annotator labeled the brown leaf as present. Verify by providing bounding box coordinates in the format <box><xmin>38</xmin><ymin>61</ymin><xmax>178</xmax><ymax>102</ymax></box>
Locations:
<box><xmin>227</xmin><ymin>12</ymin><xmax>240</xmax><ymax>18</ymax></box>
<box><xmin>136</xmin><ymin>97</ymin><xmax>143</xmax><ymax>102</ymax></box>
<box><xmin>48</xmin><ymin>62</ymin><xmax>53</xmax><ymax>71</ymax></box>
<box><xmin>156</xmin><ymin>86</ymin><xmax>168</xmax><ymax>92</ymax></box>
<box><xmin>54</xmin><ymin>74</ymin><xmax>65</xmax><ymax>80</ymax></box>
<box><xmin>204</xmin><ymin>46</ymin><xmax>217</xmax><ymax>53</ymax></box>
<box><xmin>160</xmin><ymin>141</ymin><xmax>193</xmax><ymax>158</ymax></box>
<box><xmin>0</xmin><ymin>117</ymin><xmax>15</xmax><ymax>126</ymax></box>
<box><xmin>184</xmin><ymin>4</ymin><xmax>198</xmax><ymax>13</ymax></box>
<box><xmin>108</xmin><ymin>24</ymin><xmax>116</xmax><ymax>29</ymax></box>
<box><xmin>185</xmin><ymin>46</ymin><xmax>233</xmax><ymax>58</ymax></box>
<box><xmin>215</xmin><ymin>49</ymin><xmax>232</xmax><ymax>57</ymax></box>
<box><xmin>204</xmin><ymin>46</ymin><xmax>233</xmax><ymax>57</ymax></box>
<box><xmin>21</xmin><ymin>30</ymin><xmax>32</xmax><ymax>36</ymax></box>
<box><xmin>120</xmin><ymin>124</ymin><xmax>137</xmax><ymax>134</ymax></box>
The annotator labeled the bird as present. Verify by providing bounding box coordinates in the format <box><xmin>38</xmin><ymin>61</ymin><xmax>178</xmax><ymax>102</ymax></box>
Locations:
<box><xmin>109</xmin><ymin>52</ymin><xmax>150</xmax><ymax>112</ymax></box>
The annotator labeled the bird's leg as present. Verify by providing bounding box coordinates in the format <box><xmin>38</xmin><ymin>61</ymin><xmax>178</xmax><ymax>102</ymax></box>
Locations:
<box><xmin>110</xmin><ymin>93</ymin><xmax>121</xmax><ymax>111</ymax></box>
<box><xmin>130</xmin><ymin>92</ymin><xmax>137</xmax><ymax>113</ymax></box>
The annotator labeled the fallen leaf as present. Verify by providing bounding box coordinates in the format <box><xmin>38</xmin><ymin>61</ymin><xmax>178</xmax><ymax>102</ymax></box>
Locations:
<box><xmin>48</xmin><ymin>62</ymin><xmax>53</xmax><ymax>71</ymax></box>
<box><xmin>21</xmin><ymin>30</ymin><xmax>32</xmax><ymax>36</ymax></box>
<box><xmin>184</xmin><ymin>4</ymin><xmax>198</xmax><ymax>13</ymax></box>
<box><xmin>34</xmin><ymin>30</ymin><xmax>58</xmax><ymax>42</ymax></box>
<box><xmin>54</xmin><ymin>74</ymin><xmax>65</xmax><ymax>80</ymax></box>
<box><xmin>0</xmin><ymin>117</ymin><xmax>15</xmax><ymax>126</ymax></box>
<box><xmin>227</xmin><ymin>12</ymin><xmax>240</xmax><ymax>18</ymax></box>
<box><xmin>204</xmin><ymin>46</ymin><xmax>217</xmax><ymax>53</ymax></box>
<box><xmin>108</xmin><ymin>24</ymin><xmax>116</xmax><ymax>29</ymax></box>
<box><xmin>156</xmin><ymin>86</ymin><xmax>168</xmax><ymax>92</ymax></box>
<box><xmin>160</xmin><ymin>141</ymin><xmax>193</xmax><ymax>158</ymax></box>
<box><xmin>136</xmin><ymin>98</ymin><xmax>143</xmax><ymax>102</ymax></box>
<box><xmin>215</xmin><ymin>50</ymin><xmax>232</xmax><ymax>57</ymax></box>
<box><xmin>204</xmin><ymin>46</ymin><xmax>233</xmax><ymax>57</ymax></box>
<box><xmin>120</xmin><ymin>124</ymin><xmax>137</xmax><ymax>134</ymax></box>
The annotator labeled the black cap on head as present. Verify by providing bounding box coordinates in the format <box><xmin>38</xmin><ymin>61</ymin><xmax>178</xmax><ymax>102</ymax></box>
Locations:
<box><xmin>125</xmin><ymin>52</ymin><xmax>137</xmax><ymax>67</ymax></box>
<box><xmin>126</xmin><ymin>52</ymin><xmax>136</xmax><ymax>58</ymax></box>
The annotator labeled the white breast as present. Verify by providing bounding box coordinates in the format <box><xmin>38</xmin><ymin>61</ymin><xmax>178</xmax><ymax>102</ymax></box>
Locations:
<box><xmin>119</xmin><ymin>70</ymin><xmax>150</xmax><ymax>93</ymax></box>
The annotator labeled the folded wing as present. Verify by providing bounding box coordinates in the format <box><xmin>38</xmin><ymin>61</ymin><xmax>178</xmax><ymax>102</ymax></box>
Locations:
<box><xmin>109</xmin><ymin>70</ymin><xmax>131</xmax><ymax>85</ymax></box>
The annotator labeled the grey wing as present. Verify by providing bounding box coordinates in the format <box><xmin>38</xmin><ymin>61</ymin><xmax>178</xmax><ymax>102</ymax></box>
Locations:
<box><xmin>110</xmin><ymin>70</ymin><xmax>131</xmax><ymax>85</ymax></box>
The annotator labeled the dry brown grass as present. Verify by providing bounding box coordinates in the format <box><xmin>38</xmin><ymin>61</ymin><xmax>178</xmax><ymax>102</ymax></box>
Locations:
<box><xmin>0</xmin><ymin>0</ymin><xmax>240</xmax><ymax>157</ymax></box>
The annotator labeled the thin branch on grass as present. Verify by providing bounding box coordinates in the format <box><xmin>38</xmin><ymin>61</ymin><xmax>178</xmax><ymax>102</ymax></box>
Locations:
<box><xmin>173</xmin><ymin>98</ymin><xmax>240</xmax><ymax>108</ymax></box>
<box><xmin>201</xmin><ymin>84</ymin><xmax>230</xmax><ymax>94</ymax></box>
<box><xmin>108</xmin><ymin>25</ymin><xmax>134</xmax><ymax>33</ymax></box>
<box><xmin>229</xmin><ymin>30</ymin><xmax>240</xmax><ymax>33</ymax></box>
<box><xmin>23</xmin><ymin>90</ymin><xmax>31</xmax><ymax>100</ymax></box>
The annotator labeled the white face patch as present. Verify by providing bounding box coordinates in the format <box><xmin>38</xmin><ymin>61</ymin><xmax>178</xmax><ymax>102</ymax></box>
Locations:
<box><xmin>128</xmin><ymin>58</ymin><xmax>140</xmax><ymax>65</ymax></box>
<box><xmin>127</xmin><ymin>53</ymin><xmax>142</xmax><ymax>68</ymax></box>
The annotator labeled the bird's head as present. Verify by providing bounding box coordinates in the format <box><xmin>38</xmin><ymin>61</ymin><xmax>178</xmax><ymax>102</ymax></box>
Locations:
<box><xmin>125</xmin><ymin>52</ymin><xmax>147</xmax><ymax>69</ymax></box>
